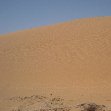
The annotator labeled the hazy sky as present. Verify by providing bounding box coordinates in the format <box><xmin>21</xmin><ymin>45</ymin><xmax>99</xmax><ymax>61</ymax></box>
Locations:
<box><xmin>0</xmin><ymin>0</ymin><xmax>111</xmax><ymax>34</ymax></box>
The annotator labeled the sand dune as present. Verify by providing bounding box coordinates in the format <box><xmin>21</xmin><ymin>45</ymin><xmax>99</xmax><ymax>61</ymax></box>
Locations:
<box><xmin>0</xmin><ymin>16</ymin><xmax>111</xmax><ymax>110</ymax></box>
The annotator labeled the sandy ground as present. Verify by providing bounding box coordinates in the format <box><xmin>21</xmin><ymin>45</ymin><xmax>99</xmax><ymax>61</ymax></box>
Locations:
<box><xmin>0</xmin><ymin>16</ymin><xmax>111</xmax><ymax>111</ymax></box>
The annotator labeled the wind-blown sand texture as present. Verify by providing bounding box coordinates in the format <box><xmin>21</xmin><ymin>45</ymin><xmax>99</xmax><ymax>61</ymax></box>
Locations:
<box><xmin>0</xmin><ymin>16</ymin><xmax>111</xmax><ymax>110</ymax></box>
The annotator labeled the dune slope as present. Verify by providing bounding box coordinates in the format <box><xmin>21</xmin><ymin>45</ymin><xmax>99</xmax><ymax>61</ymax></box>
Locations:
<box><xmin>0</xmin><ymin>16</ymin><xmax>111</xmax><ymax>110</ymax></box>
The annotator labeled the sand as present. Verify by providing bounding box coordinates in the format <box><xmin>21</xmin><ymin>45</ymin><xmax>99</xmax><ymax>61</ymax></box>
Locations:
<box><xmin>0</xmin><ymin>16</ymin><xmax>111</xmax><ymax>111</ymax></box>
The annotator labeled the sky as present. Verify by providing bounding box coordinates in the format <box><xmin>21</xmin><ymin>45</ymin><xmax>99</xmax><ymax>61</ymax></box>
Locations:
<box><xmin>0</xmin><ymin>0</ymin><xmax>111</xmax><ymax>34</ymax></box>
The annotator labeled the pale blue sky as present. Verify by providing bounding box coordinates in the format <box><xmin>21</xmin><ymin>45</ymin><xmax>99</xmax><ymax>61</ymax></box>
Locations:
<box><xmin>0</xmin><ymin>0</ymin><xmax>111</xmax><ymax>34</ymax></box>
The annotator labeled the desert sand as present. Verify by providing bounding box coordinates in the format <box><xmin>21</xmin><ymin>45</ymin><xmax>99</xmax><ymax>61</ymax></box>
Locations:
<box><xmin>0</xmin><ymin>16</ymin><xmax>111</xmax><ymax>111</ymax></box>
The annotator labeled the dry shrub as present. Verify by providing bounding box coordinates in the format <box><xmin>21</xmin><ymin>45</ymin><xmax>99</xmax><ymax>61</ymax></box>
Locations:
<box><xmin>76</xmin><ymin>103</ymin><xmax>106</xmax><ymax>111</ymax></box>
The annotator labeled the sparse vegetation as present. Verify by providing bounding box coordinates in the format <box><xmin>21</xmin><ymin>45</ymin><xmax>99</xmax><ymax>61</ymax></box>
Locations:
<box><xmin>10</xmin><ymin>95</ymin><xmax>71</xmax><ymax>111</ymax></box>
<box><xmin>9</xmin><ymin>96</ymin><xmax>108</xmax><ymax>111</ymax></box>
<box><xmin>76</xmin><ymin>103</ymin><xmax>106</xmax><ymax>111</ymax></box>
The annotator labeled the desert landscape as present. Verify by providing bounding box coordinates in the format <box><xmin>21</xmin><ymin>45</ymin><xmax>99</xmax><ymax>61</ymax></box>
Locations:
<box><xmin>0</xmin><ymin>16</ymin><xmax>111</xmax><ymax>111</ymax></box>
